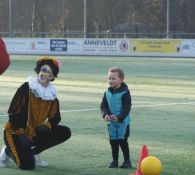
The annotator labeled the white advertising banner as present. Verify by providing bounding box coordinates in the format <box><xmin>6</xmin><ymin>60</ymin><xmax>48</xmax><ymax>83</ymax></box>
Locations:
<box><xmin>3</xmin><ymin>38</ymin><xmax>195</xmax><ymax>57</ymax></box>
<box><xmin>180</xmin><ymin>39</ymin><xmax>195</xmax><ymax>56</ymax></box>
<box><xmin>82</xmin><ymin>39</ymin><xmax>129</xmax><ymax>56</ymax></box>
<box><xmin>4</xmin><ymin>38</ymin><xmax>50</xmax><ymax>54</ymax></box>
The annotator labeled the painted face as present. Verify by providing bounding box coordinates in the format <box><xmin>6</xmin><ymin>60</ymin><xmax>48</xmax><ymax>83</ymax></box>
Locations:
<box><xmin>38</xmin><ymin>65</ymin><xmax>54</xmax><ymax>85</ymax></box>
<box><xmin>108</xmin><ymin>71</ymin><xmax>123</xmax><ymax>89</ymax></box>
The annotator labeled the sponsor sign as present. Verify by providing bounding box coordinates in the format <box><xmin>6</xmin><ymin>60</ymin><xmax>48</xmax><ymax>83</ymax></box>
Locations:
<box><xmin>130</xmin><ymin>39</ymin><xmax>182</xmax><ymax>53</ymax></box>
<box><xmin>181</xmin><ymin>40</ymin><xmax>195</xmax><ymax>55</ymax></box>
<box><xmin>119</xmin><ymin>40</ymin><xmax>129</xmax><ymax>52</ymax></box>
<box><xmin>83</xmin><ymin>39</ymin><xmax>118</xmax><ymax>54</ymax></box>
<box><xmin>3</xmin><ymin>38</ymin><xmax>195</xmax><ymax>57</ymax></box>
<box><xmin>3</xmin><ymin>38</ymin><xmax>50</xmax><ymax>54</ymax></box>
<box><xmin>50</xmin><ymin>39</ymin><xmax>67</xmax><ymax>51</ymax></box>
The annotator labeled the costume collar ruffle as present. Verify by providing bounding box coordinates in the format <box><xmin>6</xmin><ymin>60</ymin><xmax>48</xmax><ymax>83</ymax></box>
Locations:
<box><xmin>27</xmin><ymin>76</ymin><xmax>57</xmax><ymax>100</ymax></box>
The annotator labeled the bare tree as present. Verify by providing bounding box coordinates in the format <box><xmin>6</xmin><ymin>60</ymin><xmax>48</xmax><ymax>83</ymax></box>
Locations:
<box><xmin>185</xmin><ymin>0</ymin><xmax>195</xmax><ymax>35</ymax></box>
<box><xmin>0</xmin><ymin>0</ymin><xmax>8</xmax><ymax>32</ymax></box>
<box><xmin>1</xmin><ymin>0</ymin><xmax>195</xmax><ymax>38</ymax></box>
<box><xmin>32</xmin><ymin>0</ymin><xmax>46</xmax><ymax>37</ymax></box>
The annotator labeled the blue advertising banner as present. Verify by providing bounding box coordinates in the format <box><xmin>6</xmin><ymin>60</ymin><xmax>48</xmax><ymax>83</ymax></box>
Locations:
<box><xmin>50</xmin><ymin>39</ymin><xmax>67</xmax><ymax>51</ymax></box>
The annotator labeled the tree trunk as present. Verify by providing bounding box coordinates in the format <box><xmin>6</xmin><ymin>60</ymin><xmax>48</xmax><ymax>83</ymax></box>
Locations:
<box><xmin>32</xmin><ymin>0</ymin><xmax>46</xmax><ymax>37</ymax></box>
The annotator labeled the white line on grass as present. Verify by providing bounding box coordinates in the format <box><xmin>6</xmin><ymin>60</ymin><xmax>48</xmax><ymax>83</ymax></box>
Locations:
<box><xmin>0</xmin><ymin>101</ymin><xmax>195</xmax><ymax>117</ymax></box>
<box><xmin>133</xmin><ymin>101</ymin><xmax>195</xmax><ymax>107</ymax></box>
<box><xmin>0</xmin><ymin>97</ymin><xmax>181</xmax><ymax>104</ymax></box>
<box><xmin>60</xmin><ymin>101</ymin><xmax>195</xmax><ymax>113</ymax></box>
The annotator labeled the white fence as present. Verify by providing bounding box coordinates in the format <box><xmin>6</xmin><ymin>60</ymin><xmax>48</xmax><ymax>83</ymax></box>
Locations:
<box><xmin>3</xmin><ymin>38</ymin><xmax>195</xmax><ymax>57</ymax></box>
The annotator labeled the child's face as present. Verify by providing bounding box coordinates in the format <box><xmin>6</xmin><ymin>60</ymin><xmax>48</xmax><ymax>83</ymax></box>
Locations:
<box><xmin>108</xmin><ymin>71</ymin><xmax>123</xmax><ymax>89</ymax></box>
<box><xmin>38</xmin><ymin>64</ymin><xmax>54</xmax><ymax>86</ymax></box>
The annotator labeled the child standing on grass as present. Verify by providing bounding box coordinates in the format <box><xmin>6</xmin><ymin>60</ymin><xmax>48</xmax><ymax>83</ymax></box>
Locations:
<box><xmin>0</xmin><ymin>56</ymin><xmax>71</xmax><ymax>170</ymax></box>
<box><xmin>100</xmin><ymin>67</ymin><xmax>132</xmax><ymax>168</ymax></box>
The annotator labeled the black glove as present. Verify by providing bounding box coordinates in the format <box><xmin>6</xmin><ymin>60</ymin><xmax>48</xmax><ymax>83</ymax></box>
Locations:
<box><xmin>35</xmin><ymin>125</ymin><xmax>50</xmax><ymax>140</ymax></box>
<box><xmin>18</xmin><ymin>134</ymin><xmax>31</xmax><ymax>148</ymax></box>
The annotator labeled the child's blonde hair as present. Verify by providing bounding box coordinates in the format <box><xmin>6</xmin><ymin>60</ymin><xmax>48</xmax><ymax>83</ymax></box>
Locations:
<box><xmin>108</xmin><ymin>67</ymin><xmax>124</xmax><ymax>80</ymax></box>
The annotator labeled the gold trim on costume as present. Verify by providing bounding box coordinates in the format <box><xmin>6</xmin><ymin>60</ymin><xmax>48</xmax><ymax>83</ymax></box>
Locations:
<box><xmin>5</xmin><ymin>131</ymin><xmax>20</xmax><ymax>167</ymax></box>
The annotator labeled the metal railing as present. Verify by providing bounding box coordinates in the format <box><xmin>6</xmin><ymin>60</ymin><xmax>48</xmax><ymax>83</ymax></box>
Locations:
<box><xmin>1</xmin><ymin>31</ymin><xmax>195</xmax><ymax>39</ymax></box>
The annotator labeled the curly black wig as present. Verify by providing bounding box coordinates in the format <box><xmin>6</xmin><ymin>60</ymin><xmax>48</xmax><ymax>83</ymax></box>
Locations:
<box><xmin>34</xmin><ymin>56</ymin><xmax>59</xmax><ymax>81</ymax></box>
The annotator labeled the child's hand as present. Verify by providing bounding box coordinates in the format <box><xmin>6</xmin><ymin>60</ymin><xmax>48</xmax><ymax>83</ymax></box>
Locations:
<box><xmin>104</xmin><ymin>114</ymin><xmax>111</xmax><ymax>122</ymax></box>
<box><xmin>110</xmin><ymin>115</ymin><xmax>119</xmax><ymax>122</ymax></box>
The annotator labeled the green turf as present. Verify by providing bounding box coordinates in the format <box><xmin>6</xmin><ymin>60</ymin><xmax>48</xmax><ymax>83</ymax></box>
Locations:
<box><xmin>0</xmin><ymin>55</ymin><xmax>195</xmax><ymax>175</ymax></box>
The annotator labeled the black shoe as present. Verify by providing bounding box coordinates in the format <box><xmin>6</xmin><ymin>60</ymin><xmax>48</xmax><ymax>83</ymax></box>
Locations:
<box><xmin>108</xmin><ymin>160</ymin><xmax>118</xmax><ymax>168</ymax></box>
<box><xmin>120</xmin><ymin>160</ymin><xmax>132</xmax><ymax>168</ymax></box>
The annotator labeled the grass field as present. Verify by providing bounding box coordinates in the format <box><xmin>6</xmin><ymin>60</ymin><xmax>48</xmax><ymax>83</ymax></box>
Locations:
<box><xmin>0</xmin><ymin>55</ymin><xmax>195</xmax><ymax>175</ymax></box>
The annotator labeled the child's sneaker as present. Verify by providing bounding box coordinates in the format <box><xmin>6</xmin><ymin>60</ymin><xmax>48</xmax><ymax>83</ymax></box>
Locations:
<box><xmin>34</xmin><ymin>154</ymin><xmax>49</xmax><ymax>167</ymax></box>
<box><xmin>108</xmin><ymin>160</ymin><xmax>118</xmax><ymax>168</ymax></box>
<box><xmin>0</xmin><ymin>145</ymin><xmax>10</xmax><ymax>168</ymax></box>
<box><xmin>120</xmin><ymin>160</ymin><xmax>132</xmax><ymax>168</ymax></box>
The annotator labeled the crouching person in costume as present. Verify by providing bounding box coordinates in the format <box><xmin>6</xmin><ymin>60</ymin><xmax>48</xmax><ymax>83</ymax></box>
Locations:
<box><xmin>0</xmin><ymin>56</ymin><xmax>71</xmax><ymax>170</ymax></box>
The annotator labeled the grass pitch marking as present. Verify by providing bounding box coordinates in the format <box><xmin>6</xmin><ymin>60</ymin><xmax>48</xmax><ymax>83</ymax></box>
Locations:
<box><xmin>1</xmin><ymin>101</ymin><xmax>195</xmax><ymax>117</ymax></box>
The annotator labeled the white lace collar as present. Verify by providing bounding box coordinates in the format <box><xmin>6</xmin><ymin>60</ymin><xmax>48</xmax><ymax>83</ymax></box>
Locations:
<box><xmin>27</xmin><ymin>76</ymin><xmax>57</xmax><ymax>100</ymax></box>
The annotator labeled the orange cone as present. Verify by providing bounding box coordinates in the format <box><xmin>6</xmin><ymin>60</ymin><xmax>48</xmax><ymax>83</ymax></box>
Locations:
<box><xmin>130</xmin><ymin>145</ymin><xmax>149</xmax><ymax>175</ymax></box>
